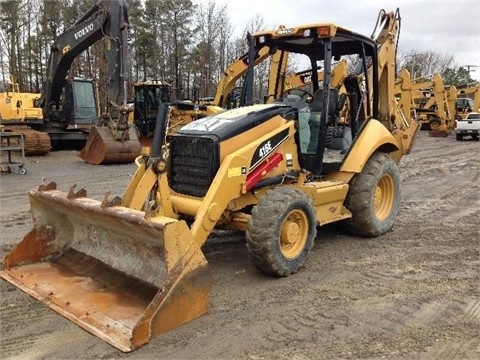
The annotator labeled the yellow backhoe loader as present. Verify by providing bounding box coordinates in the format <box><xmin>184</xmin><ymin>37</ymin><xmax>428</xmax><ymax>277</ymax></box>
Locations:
<box><xmin>1</xmin><ymin>9</ymin><xmax>419</xmax><ymax>352</ymax></box>
<box><xmin>409</xmin><ymin>73</ymin><xmax>453</xmax><ymax>135</ymax></box>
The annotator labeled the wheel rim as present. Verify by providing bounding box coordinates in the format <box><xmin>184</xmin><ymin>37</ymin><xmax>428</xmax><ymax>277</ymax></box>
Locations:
<box><xmin>430</xmin><ymin>121</ymin><xmax>440</xmax><ymax>131</ymax></box>
<box><xmin>374</xmin><ymin>174</ymin><xmax>395</xmax><ymax>221</ymax></box>
<box><xmin>279</xmin><ymin>209</ymin><xmax>309</xmax><ymax>259</ymax></box>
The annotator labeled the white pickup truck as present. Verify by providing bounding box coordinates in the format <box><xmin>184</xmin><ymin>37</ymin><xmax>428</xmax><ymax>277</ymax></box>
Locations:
<box><xmin>455</xmin><ymin>112</ymin><xmax>480</xmax><ymax>141</ymax></box>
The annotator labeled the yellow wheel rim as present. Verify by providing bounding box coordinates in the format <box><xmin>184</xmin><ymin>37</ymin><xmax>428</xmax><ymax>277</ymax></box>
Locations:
<box><xmin>430</xmin><ymin>121</ymin><xmax>440</xmax><ymax>131</ymax></box>
<box><xmin>374</xmin><ymin>173</ymin><xmax>394</xmax><ymax>221</ymax></box>
<box><xmin>279</xmin><ymin>209</ymin><xmax>309</xmax><ymax>259</ymax></box>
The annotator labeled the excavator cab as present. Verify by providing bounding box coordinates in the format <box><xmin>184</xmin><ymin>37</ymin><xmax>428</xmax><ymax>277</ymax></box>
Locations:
<box><xmin>66</xmin><ymin>77</ymin><xmax>99</xmax><ymax>126</ymax></box>
<box><xmin>133</xmin><ymin>81</ymin><xmax>170</xmax><ymax>138</ymax></box>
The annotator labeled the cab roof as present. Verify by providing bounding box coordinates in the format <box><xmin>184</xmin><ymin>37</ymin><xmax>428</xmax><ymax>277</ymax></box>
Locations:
<box><xmin>253</xmin><ymin>23</ymin><xmax>377</xmax><ymax>59</ymax></box>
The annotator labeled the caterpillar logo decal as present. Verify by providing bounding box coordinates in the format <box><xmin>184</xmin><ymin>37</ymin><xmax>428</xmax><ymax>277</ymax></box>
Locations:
<box><xmin>250</xmin><ymin>129</ymin><xmax>289</xmax><ymax>168</ymax></box>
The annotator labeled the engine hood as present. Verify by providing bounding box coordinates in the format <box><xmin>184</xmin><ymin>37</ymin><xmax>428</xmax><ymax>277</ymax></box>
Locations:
<box><xmin>175</xmin><ymin>103</ymin><xmax>293</xmax><ymax>142</ymax></box>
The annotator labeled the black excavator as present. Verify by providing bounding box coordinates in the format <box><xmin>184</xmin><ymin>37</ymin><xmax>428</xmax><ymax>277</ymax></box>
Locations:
<box><xmin>76</xmin><ymin>0</ymin><xmax>143</xmax><ymax>164</ymax></box>
<box><xmin>30</xmin><ymin>0</ymin><xmax>140</xmax><ymax>163</ymax></box>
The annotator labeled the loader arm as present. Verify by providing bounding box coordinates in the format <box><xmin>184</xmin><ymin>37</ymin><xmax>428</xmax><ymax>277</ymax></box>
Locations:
<box><xmin>213</xmin><ymin>46</ymin><xmax>271</xmax><ymax>107</ymax></box>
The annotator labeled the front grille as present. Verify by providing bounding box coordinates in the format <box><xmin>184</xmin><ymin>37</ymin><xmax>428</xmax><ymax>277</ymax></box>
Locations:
<box><xmin>168</xmin><ymin>135</ymin><xmax>218</xmax><ymax>197</ymax></box>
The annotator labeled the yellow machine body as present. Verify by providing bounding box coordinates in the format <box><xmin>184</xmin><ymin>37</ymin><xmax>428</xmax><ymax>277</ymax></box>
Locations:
<box><xmin>1</xmin><ymin>9</ymin><xmax>419</xmax><ymax>353</ymax></box>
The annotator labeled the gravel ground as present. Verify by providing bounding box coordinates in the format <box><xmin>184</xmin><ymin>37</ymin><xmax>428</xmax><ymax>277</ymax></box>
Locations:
<box><xmin>0</xmin><ymin>130</ymin><xmax>479</xmax><ymax>359</ymax></box>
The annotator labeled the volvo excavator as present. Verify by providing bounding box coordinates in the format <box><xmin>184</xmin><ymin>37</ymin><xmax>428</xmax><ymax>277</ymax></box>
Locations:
<box><xmin>70</xmin><ymin>0</ymin><xmax>143</xmax><ymax>164</ymax></box>
<box><xmin>1</xmin><ymin>0</ymin><xmax>134</xmax><ymax>159</ymax></box>
<box><xmin>0</xmin><ymin>75</ymin><xmax>99</xmax><ymax>154</ymax></box>
<box><xmin>1</xmin><ymin>9</ymin><xmax>419</xmax><ymax>352</ymax></box>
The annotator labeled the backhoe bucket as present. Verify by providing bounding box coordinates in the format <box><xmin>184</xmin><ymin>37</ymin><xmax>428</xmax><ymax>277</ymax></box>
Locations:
<box><xmin>79</xmin><ymin>126</ymin><xmax>142</xmax><ymax>165</ymax></box>
<box><xmin>429</xmin><ymin>124</ymin><xmax>450</xmax><ymax>137</ymax></box>
<box><xmin>0</xmin><ymin>183</ymin><xmax>211</xmax><ymax>352</ymax></box>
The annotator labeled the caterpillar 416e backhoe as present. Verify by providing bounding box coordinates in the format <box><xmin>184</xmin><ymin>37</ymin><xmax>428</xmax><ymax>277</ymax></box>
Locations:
<box><xmin>0</xmin><ymin>9</ymin><xmax>419</xmax><ymax>352</ymax></box>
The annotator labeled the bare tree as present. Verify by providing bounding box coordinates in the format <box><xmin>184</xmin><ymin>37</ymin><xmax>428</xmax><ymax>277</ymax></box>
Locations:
<box><xmin>398</xmin><ymin>49</ymin><xmax>454</xmax><ymax>81</ymax></box>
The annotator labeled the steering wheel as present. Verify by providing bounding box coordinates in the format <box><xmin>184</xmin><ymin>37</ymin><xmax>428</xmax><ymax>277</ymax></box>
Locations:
<box><xmin>284</xmin><ymin>88</ymin><xmax>313</xmax><ymax>100</ymax></box>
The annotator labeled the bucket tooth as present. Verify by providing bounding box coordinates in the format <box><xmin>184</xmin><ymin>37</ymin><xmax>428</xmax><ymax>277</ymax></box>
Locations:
<box><xmin>101</xmin><ymin>191</ymin><xmax>122</xmax><ymax>208</ymax></box>
<box><xmin>38</xmin><ymin>181</ymin><xmax>57</xmax><ymax>192</ymax></box>
<box><xmin>67</xmin><ymin>184</ymin><xmax>87</xmax><ymax>199</ymax></box>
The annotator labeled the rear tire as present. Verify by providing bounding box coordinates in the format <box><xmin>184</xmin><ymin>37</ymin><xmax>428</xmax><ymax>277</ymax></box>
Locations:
<box><xmin>246</xmin><ymin>187</ymin><xmax>316</xmax><ymax>277</ymax></box>
<box><xmin>343</xmin><ymin>152</ymin><xmax>400</xmax><ymax>237</ymax></box>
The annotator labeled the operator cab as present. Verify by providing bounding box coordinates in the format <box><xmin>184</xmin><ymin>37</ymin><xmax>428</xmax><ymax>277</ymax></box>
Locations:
<box><xmin>251</xmin><ymin>24</ymin><xmax>379</xmax><ymax>173</ymax></box>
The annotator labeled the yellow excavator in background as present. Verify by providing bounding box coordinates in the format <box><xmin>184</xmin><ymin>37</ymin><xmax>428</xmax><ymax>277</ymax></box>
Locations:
<box><xmin>0</xmin><ymin>77</ymin><xmax>50</xmax><ymax>154</ymax></box>
<box><xmin>1</xmin><ymin>9</ymin><xmax>419</xmax><ymax>352</ymax></box>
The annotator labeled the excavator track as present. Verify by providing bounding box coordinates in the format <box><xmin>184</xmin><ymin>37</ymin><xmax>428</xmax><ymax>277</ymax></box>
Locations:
<box><xmin>2</xmin><ymin>126</ymin><xmax>51</xmax><ymax>155</ymax></box>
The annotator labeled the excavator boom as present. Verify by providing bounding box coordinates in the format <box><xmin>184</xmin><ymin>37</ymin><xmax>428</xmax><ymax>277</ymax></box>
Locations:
<box><xmin>75</xmin><ymin>0</ymin><xmax>141</xmax><ymax>164</ymax></box>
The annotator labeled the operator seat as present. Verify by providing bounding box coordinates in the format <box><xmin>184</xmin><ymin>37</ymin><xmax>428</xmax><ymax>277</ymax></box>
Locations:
<box><xmin>307</xmin><ymin>88</ymin><xmax>351</xmax><ymax>153</ymax></box>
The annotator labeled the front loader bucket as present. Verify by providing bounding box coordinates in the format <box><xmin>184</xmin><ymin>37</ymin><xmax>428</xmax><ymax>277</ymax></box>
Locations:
<box><xmin>79</xmin><ymin>126</ymin><xmax>142</xmax><ymax>165</ymax></box>
<box><xmin>0</xmin><ymin>183</ymin><xmax>211</xmax><ymax>352</ymax></box>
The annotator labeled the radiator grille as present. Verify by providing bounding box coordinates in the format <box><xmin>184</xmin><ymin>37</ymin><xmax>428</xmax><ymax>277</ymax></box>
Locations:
<box><xmin>168</xmin><ymin>136</ymin><xmax>217</xmax><ymax>197</ymax></box>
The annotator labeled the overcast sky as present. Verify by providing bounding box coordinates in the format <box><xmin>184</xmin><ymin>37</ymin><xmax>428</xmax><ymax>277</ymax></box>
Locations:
<box><xmin>193</xmin><ymin>0</ymin><xmax>480</xmax><ymax>80</ymax></box>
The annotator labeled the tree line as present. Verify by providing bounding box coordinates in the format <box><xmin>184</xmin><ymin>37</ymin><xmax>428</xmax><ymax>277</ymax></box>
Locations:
<box><xmin>0</xmin><ymin>0</ymin><xmax>258</xmax><ymax>101</ymax></box>
<box><xmin>0</xmin><ymin>0</ymin><xmax>476</xmax><ymax>102</ymax></box>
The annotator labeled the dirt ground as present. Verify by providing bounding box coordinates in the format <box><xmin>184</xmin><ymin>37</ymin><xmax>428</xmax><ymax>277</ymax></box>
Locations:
<box><xmin>0</xmin><ymin>130</ymin><xmax>479</xmax><ymax>360</ymax></box>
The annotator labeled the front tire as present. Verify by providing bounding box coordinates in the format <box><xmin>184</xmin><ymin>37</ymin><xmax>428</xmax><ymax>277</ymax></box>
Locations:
<box><xmin>246</xmin><ymin>187</ymin><xmax>317</xmax><ymax>277</ymax></box>
<box><xmin>343</xmin><ymin>152</ymin><xmax>401</xmax><ymax>237</ymax></box>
